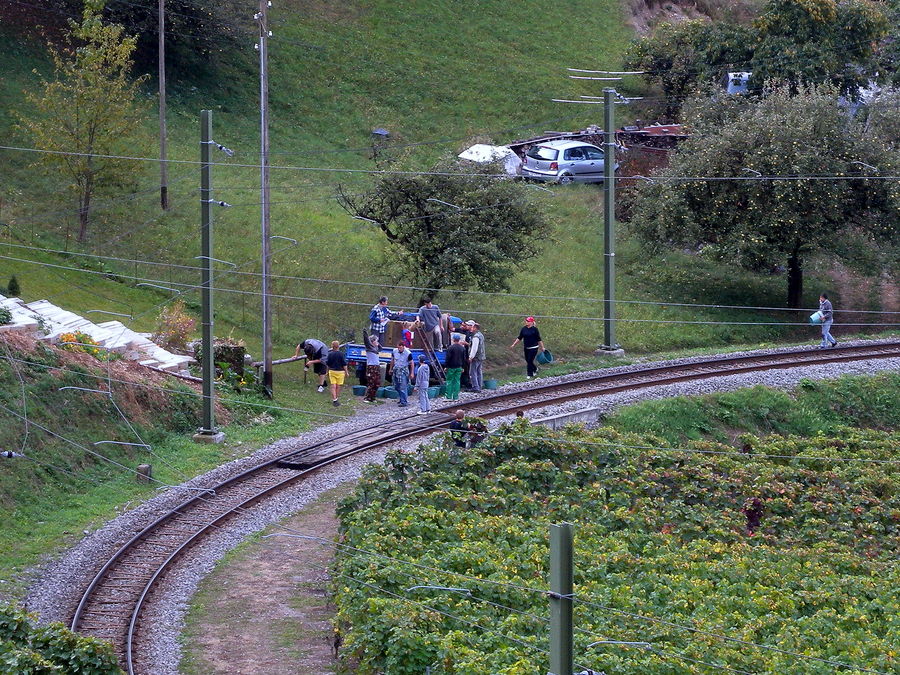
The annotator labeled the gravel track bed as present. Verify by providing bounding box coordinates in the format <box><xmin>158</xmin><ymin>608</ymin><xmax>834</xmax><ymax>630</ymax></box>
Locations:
<box><xmin>23</xmin><ymin>339</ymin><xmax>899</xmax><ymax>674</ymax></box>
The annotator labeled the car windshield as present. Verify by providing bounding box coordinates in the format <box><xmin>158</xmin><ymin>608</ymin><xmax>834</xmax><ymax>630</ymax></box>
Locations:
<box><xmin>527</xmin><ymin>146</ymin><xmax>558</xmax><ymax>161</ymax></box>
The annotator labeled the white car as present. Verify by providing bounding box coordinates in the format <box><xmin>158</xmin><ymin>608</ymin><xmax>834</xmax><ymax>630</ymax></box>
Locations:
<box><xmin>521</xmin><ymin>139</ymin><xmax>617</xmax><ymax>184</ymax></box>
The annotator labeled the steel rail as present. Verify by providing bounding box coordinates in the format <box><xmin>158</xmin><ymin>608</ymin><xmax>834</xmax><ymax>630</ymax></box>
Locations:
<box><xmin>67</xmin><ymin>341</ymin><xmax>900</xmax><ymax>673</ymax></box>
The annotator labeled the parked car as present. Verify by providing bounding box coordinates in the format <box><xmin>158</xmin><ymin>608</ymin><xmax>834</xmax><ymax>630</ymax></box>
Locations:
<box><xmin>521</xmin><ymin>139</ymin><xmax>617</xmax><ymax>184</ymax></box>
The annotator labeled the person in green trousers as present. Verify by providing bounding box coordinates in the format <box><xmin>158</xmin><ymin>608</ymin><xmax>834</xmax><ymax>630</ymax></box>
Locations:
<box><xmin>443</xmin><ymin>334</ymin><xmax>466</xmax><ymax>400</ymax></box>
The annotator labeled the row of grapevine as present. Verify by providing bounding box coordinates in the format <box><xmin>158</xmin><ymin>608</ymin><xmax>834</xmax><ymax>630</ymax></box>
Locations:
<box><xmin>334</xmin><ymin>420</ymin><xmax>899</xmax><ymax>674</ymax></box>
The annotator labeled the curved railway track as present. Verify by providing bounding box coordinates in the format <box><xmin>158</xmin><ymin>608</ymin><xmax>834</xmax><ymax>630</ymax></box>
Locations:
<box><xmin>68</xmin><ymin>341</ymin><xmax>900</xmax><ymax>674</ymax></box>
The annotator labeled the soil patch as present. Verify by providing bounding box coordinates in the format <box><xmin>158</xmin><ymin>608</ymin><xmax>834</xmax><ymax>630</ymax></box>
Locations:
<box><xmin>179</xmin><ymin>485</ymin><xmax>352</xmax><ymax>674</ymax></box>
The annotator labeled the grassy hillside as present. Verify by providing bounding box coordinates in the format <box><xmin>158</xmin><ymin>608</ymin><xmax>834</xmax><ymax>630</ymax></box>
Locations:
<box><xmin>2</xmin><ymin>0</ymin><xmax>884</xmax><ymax>375</ymax></box>
<box><xmin>0</xmin><ymin>332</ymin><xmax>317</xmax><ymax>601</ymax></box>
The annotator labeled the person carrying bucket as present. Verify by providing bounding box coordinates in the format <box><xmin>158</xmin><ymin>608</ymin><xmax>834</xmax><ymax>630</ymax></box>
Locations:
<box><xmin>510</xmin><ymin>316</ymin><xmax>545</xmax><ymax>378</ymax></box>
<box><xmin>815</xmin><ymin>292</ymin><xmax>838</xmax><ymax>349</ymax></box>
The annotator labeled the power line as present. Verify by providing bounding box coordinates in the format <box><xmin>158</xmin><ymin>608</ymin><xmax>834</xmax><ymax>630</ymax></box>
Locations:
<box><xmin>574</xmin><ymin>596</ymin><xmax>892</xmax><ymax>674</ymax></box>
<box><xmin>2</xmin><ymin>145</ymin><xmax>898</xmax><ymax>182</ymax></box>
<box><xmin>494</xmin><ymin>432</ymin><xmax>900</xmax><ymax>466</ymax></box>
<box><xmin>5</xmin><ymin>241</ymin><xmax>898</xmax><ymax>316</ymax></box>
<box><xmin>6</xmin><ymin>252</ymin><xmax>900</xmax><ymax>327</ymax></box>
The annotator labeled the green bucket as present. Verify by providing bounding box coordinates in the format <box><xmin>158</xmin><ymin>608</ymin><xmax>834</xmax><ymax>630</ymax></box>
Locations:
<box><xmin>536</xmin><ymin>349</ymin><xmax>554</xmax><ymax>365</ymax></box>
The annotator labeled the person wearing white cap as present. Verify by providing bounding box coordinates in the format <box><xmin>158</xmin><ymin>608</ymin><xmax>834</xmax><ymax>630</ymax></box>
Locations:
<box><xmin>465</xmin><ymin>320</ymin><xmax>486</xmax><ymax>392</ymax></box>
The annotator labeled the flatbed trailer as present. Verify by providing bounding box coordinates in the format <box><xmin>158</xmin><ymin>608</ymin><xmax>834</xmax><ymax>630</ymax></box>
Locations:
<box><xmin>344</xmin><ymin>314</ymin><xmax>465</xmax><ymax>368</ymax></box>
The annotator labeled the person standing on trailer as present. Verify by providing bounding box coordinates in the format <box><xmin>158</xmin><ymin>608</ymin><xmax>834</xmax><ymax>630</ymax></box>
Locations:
<box><xmin>295</xmin><ymin>338</ymin><xmax>329</xmax><ymax>392</ymax></box>
<box><xmin>362</xmin><ymin>331</ymin><xmax>382</xmax><ymax>403</ymax></box>
<box><xmin>369</xmin><ymin>296</ymin><xmax>395</xmax><ymax>346</ymax></box>
<box><xmin>444</xmin><ymin>334</ymin><xmax>466</xmax><ymax>400</ymax></box>
<box><xmin>390</xmin><ymin>342</ymin><xmax>414</xmax><ymax>408</ymax></box>
<box><xmin>510</xmin><ymin>316</ymin><xmax>544</xmax><ymax>378</ymax></box>
<box><xmin>417</xmin><ymin>298</ymin><xmax>443</xmax><ymax>352</ymax></box>
<box><xmin>465</xmin><ymin>320</ymin><xmax>485</xmax><ymax>392</ymax></box>
<box><xmin>818</xmin><ymin>292</ymin><xmax>838</xmax><ymax>348</ymax></box>
<box><xmin>324</xmin><ymin>341</ymin><xmax>349</xmax><ymax>407</ymax></box>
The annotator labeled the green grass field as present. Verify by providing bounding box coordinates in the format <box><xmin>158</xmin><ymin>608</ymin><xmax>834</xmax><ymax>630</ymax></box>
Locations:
<box><xmin>1</xmin><ymin>0</ymin><xmax>897</xmax><ymax>606</ymax></box>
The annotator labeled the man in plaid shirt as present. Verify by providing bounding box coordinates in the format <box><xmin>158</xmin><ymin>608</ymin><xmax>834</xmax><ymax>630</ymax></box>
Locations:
<box><xmin>369</xmin><ymin>296</ymin><xmax>395</xmax><ymax>344</ymax></box>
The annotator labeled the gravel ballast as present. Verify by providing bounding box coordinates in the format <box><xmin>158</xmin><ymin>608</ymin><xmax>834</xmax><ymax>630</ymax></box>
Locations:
<box><xmin>23</xmin><ymin>339</ymin><xmax>900</xmax><ymax>674</ymax></box>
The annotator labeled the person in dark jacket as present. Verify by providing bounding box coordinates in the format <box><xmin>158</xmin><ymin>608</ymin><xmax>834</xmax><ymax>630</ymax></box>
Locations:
<box><xmin>295</xmin><ymin>338</ymin><xmax>329</xmax><ymax>392</ymax></box>
<box><xmin>509</xmin><ymin>316</ymin><xmax>544</xmax><ymax>378</ymax></box>
<box><xmin>448</xmin><ymin>409</ymin><xmax>469</xmax><ymax>448</ymax></box>
<box><xmin>818</xmin><ymin>293</ymin><xmax>837</xmax><ymax>348</ymax></box>
<box><xmin>324</xmin><ymin>341</ymin><xmax>349</xmax><ymax>406</ymax></box>
<box><xmin>444</xmin><ymin>334</ymin><xmax>467</xmax><ymax>400</ymax></box>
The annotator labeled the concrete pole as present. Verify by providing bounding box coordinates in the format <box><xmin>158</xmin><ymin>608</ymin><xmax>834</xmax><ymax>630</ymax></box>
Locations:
<box><xmin>549</xmin><ymin>522</ymin><xmax>574</xmax><ymax>675</ymax></box>
<box><xmin>603</xmin><ymin>88</ymin><xmax>617</xmax><ymax>350</ymax></box>
<box><xmin>195</xmin><ymin>110</ymin><xmax>224</xmax><ymax>444</ymax></box>
<box><xmin>259</xmin><ymin>0</ymin><xmax>273</xmax><ymax>398</ymax></box>
<box><xmin>158</xmin><ymin>0</ymin><xmax>169</xmax><ymax>210</ymax></box>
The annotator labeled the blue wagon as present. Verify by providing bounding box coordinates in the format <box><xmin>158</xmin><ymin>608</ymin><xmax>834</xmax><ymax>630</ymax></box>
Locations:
<box><xmin>344</xmin><ymin>314</ymin><xmax>466</xmax><ymax>373</ymax></box>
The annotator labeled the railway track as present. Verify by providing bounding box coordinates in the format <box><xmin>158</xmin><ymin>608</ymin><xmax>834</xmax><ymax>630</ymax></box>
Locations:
<box><xmin>68</xmin><ymin>341</ymin><xmax>900</xmax><ymax>674</ymax></box>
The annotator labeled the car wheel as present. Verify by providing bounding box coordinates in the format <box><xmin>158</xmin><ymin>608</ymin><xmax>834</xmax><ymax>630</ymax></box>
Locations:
<box><xmin>557</xmin><ymin>172</ymin><xmax>574</xmax><ymax>185</ymax></box>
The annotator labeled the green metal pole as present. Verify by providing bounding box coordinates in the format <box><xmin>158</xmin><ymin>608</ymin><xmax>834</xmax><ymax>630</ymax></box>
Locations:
<box><xmin>603</xmin><ymin>88</ymin><xmax>618</xmax><ymax>350</ymax></box>
<box><xmin>199</xmin><ymin>110</ymin><xmax>216</xmax><ymax>435</ymax></box>
<box><xmin>549</xmin><ymin>522</ymin><xmax>574</xmax><ymax>675</ymax></box>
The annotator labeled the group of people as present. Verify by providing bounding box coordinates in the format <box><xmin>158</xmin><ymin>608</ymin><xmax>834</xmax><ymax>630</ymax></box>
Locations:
<box><xmin>294</xmin><ymin>338</ymin><xmax>349</xmax><ymax>407</ymax></box>
<box><xmin>295</xmin><ymin>296</ymin><xmax>548</xmax><ymax>411</ymax></box>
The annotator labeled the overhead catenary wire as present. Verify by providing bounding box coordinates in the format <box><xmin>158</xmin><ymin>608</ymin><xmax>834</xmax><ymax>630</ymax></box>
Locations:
<box><xmin>2</xmin><ymin>145</ymin><xmax>898</xmax><ymax>182</ymax></box>
<box><xmin>574</xmin><ymin>596</ymin><xmax>892</xmax><ymax>674</ymax></box>
<box><xmin>4</xmin><ymin>253</ymin><xmax>900</xmax><ymax>328</ymax></box>
<box><xmin>3</xmin><ymin>241</ymin><xmax>898</xmax><ymax>316</ymax></box>
<box><xmin>0</xmin><ymin>400</ymin><xmax>186</xmax><ymax>492</ymax></box>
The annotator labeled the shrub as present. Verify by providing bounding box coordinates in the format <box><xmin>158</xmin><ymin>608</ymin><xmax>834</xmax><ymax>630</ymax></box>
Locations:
<box><xmin>151</xmin><ymin>300</ymin><xmax>196</xmax><ymax>352</ymax></box>
<box><xmin>7</xmin><ymin>276</ymin><xmax>20</xmax><ymax>297</ymax></box>
<box><xmin>0</xmin><ymin>308</ymin><xmax>11</xmax><ymax>326</ymax></box>
<box><xmin>0</xmin><ymin>604</ymin><xmax>121</xmax><ymax>674</ymax></box>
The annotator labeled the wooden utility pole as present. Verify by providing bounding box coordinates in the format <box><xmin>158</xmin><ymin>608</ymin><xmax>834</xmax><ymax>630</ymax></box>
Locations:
<box><xmin>158</xmin><ymin>0</ymin><xmax>169</xmax><ymax>210</ymax></box>
<box><xmin>258</xmin><ymin>0</ymin><xmax>273</xmax><ymax>397</ymax></box>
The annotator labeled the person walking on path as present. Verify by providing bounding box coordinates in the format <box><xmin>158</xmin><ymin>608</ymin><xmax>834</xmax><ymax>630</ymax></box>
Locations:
<box><xmin>390</xmin><ymin>342</ymin><xmax>414</xmax><ymax>407</ymax></box>
<box><xmin>369</xmin><ymin>296</ymin><xmax>396</xmax><ymax>346</ymax></box>
<box><xmin>465</xmin><ymin>320</ymin><xmax>485</xmax><ymax>392</ymax></box>
<box><xmin>818</xmin><ymin>292</ymin><xmax>838</xmax><ymax>348</ymax></box>
<box><xmin>418</xmin><ymin>298</ymin><xmax>443</xmax><ymax>352</ymax></box>
<box><xmin>415</xmin><ymin>355</ymin><xmax>431</xmax><ymax>414</ymax></box>
<box><xmin>324</xmin><ymin>341</ymin><xmax>349</xmax><ymax>407</ymax></box>
<box><xmin>510</xmin><ymin>316</ymin><xmax>544</xmax><ymax>378</ymax></box>
<box><xmin>295</xmin><ymin>338</ymin><xmax>329</xmax><ymax>392</ymax></box>
<box><xmin>443</xmin><ymin>334</ymin><xmax>466</xmax><ymax>400</ymax></box>
<box><xmin>362</xmin><ymin>331</ymin><xmax>382</xmax><ymax>403</ymax></box>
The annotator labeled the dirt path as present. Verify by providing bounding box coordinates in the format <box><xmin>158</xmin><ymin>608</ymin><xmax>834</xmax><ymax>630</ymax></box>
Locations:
<box><xmin>179</xmin><ymin>485</ymin><xmax>352</xmax><ymax>675</ymax></box>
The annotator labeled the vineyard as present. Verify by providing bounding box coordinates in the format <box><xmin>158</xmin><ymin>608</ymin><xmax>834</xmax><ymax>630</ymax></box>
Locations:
<box><xmin>334</xmin><ymin>411</ymin><xmax>899</xmax><ymax>673</ymax></box>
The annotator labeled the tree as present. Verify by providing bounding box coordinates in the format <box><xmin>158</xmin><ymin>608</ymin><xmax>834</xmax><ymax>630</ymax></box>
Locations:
<box><xmin>17</xmin><ymin>0</ymin><xmax>147</xmax><ymax>243</ymax></box>
<box><xmin>751</xmin><ymin>0</ymin><xmax>888</xmax><ymax>96</ymax></box>
<box><xmin>336</xmin><ymin>161</ymin><xmax>549</xmax><ymax>302</ymax></box>
<box><xmin>624</xmin><ymin>19</ymin><xmax>756</xmax><ymax>120</ymax></box>
<box><xmin>625</xmin><ymin>0</ymin><xmax>888</xmax><ymax>120</ymax></box>
<box><xmin>626</xmin><ymin>84</ymin><xmax>900</xmax><ymax>307</ymax></box>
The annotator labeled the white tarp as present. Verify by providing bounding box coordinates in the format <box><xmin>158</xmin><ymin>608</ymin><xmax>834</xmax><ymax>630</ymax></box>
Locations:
<box><xmin>458</xmin><ymin>144</ymin><xmax>522</xmax><ymax>176</ymax></box>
